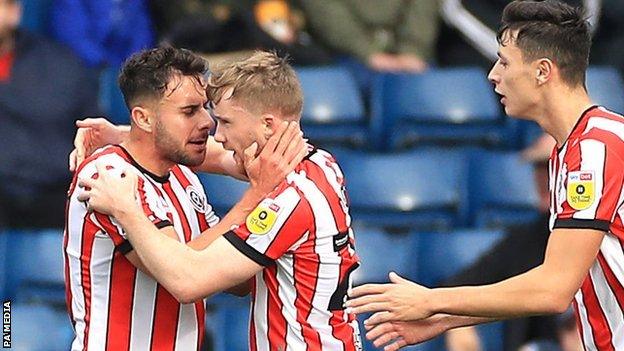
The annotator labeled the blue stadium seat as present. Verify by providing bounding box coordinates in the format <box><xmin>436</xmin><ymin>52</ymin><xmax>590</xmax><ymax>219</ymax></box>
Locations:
<box><xmin>416</xmin><ymin>229</ymin><xmax>505</xmax><ymax>287</ymax></box>
<box><xmin>469</xmin><ymin>150</ymin><xmax>540</xmax><ymax>228</ymax></box>
<box><xmin>416</xmin><ymin>229</ymin><xmax>506</xmax><ymax>351</ymax></box>
<box><xmin>209</xmin><ymin>295</ymin><xmax>250</xmax><ymax>351</ymax></box>
<box><xmin>6</xmin><ymin>229</ymin><xmax>65</xmax><ymax>304</ymax></box>
<box><xmin>352</xmin><ymin>229</ymin><xmax>418</xmax><ymax>284</ymax></box>
<box><xmin>198</xmin><ymin>174</ymin><xmax>249</xmax><ymax>216</ymax></box>
<box><xmin>586</xmin><ymin>66</ymin><xmax>624</xmax><ymax>113</ymax></box>
<box><xmin>296</xmin><ymin>66</ymin><xmax>368</xmax><ymax>147</ymax></box>
<box><xmin>10</xmin><ymin>303</ymin><xmax>73</xmax><ymax>351</ymax></box>
<box><xmin>99</xmin><ymin>66</ymin><xmax>129</xmax><ymax>124</ymax></box>
<box><xmin>336</xmin><ymin>148</ymin><xmax>469</xmax><ymax>231</ymax></box>
<box><xmin>371</xmin><ymin>67</ymin><xmax>505</xmax><ymax>150</ymax></box>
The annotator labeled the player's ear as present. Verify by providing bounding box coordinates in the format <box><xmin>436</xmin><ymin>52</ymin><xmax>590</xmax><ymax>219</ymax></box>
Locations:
<box><xmin>130</xmin><ymin>106</ymin><xmax>154</xmax><ymax>133</ymax></box>
<box><xmin>535</xmin><ymin>58</ymin><xmax>554</xmax><ymax>86</ymax></box>
<box><xmin>261</xmin><ymin>114</ymin><xmax>276</xmax><ymax>140</ymax></box>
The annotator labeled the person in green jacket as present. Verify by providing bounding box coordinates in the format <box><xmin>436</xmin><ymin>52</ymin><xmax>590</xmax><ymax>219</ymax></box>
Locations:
<box><xmin>299</xmin><ymin>0</ymin><xmax>440</xmax><ymax>72</ymax></box>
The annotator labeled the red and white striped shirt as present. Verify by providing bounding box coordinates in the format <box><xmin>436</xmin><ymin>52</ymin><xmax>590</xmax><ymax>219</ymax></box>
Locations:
<box><xmin>224</xmin><ymin>148</ymin><xmax>362</xmax><ymax>351</ymax></box>
<box><xmin>549</xmin><ymin>106</ymin><xmax>624</xmax><ymax>350</ymax></box>
<box><xmin>64</xmin><ymin>145</ymin><xmax>219</xmax><ymax>351</ymax></box>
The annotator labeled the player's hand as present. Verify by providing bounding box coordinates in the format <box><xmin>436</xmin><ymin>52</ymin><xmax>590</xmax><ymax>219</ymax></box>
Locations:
<box><xmin>346</xmin><ymin>272</ymin><xmax>434</xmax><ymax>324</ymax></box>
<box><xmin>69</xmin><ymin>118</ymin><xmax>128</xmax><ymax>171</ymax></box>
<box><xmin>365</xmin><ymin>314</ymin><xmax>451</xmax><ymax>351</ymax></box>
<box><xmin>77</xmin><ymin>161</ymin><xmax>139</xmax><ymax>217</ymax></box>
<box><xmin>243</xmin><ymin>121</ymin><xmax>307</xmax><ymax>195</ymax></box>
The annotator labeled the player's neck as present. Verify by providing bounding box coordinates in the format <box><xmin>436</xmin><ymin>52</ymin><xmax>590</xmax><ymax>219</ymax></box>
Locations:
<box><xmin>537</xmin><ymin>86</ymin><xmax>593</xmax><ymax>148</ymax></box>
<box><xmin>121</xmin><ymin>138</ymin><xmax>173</xmax><ymax>178</ymax></box>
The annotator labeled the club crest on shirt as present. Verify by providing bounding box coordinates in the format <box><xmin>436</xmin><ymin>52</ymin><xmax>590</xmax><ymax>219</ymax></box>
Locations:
<box><xmin>566</xmin><ymin>171</ymin><xmax>595</xmax><ymax>210</ymax></box>
<box><xmin>185</xmin><ymin>185</ymin><xmax>206</xmax><ymax>213</ymax></box>
<box><xmin>246</xmin><ymin>201</ymin><xmax>278</xmax><ymax>235</ymax></box>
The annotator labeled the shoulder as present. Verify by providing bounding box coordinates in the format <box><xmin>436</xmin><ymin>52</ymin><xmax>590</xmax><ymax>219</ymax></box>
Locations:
<box><xmin>74</xmin><ymin>146</ymin><xmax>132</xmax><ymax>179</ymax></box>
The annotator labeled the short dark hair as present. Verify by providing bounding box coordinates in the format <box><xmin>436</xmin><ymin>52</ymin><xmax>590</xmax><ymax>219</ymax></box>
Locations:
<box><xmin>119</xmin><ymin>47</ymin><xmax>209</xmax><ymax>108</ymax></box>
<box><xmin>497</xmin><ymin>0</ymin><xmax>591</xmax><ymax>87</ymax></box>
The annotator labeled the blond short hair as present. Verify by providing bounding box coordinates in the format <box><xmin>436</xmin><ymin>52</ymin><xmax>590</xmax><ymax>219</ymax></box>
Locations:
<box><xmin>207</xmin><ymin>51</ymin><xmax>303</xmax><ymax>119</ymax></box>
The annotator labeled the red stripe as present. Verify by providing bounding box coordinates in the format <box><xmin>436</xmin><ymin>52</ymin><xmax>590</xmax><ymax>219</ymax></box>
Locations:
<box><xmin>572</xmin><ymin>299</ymin><xmax>586</xmax><ymax>350</ymax></box>
<box><xmin>78</xmin><ymin>216</ymin><xmax>98</xmax><ymax>350</ymax></box>
<box><xmin>560</xmin><ymin>139</ymin><xmax>583</xmax><ymax>219</ymax></box>
<box><xmin>293</xmin><ymin>225</ymin><xmax>322</xmax><ymax>349</ymax></box>
<box><xmin>162</xmin><ymin>181</ymin><xmax>193</xmax><ymax>243</ymax></box>
<box><xmin>171</xmin><ymin>167</ymin><xmax>209</xmax><ymax>232</ymax></box>
<box><xmin>194</xmin><ymin>301</ymin><xmax>205</xmax><ymax>351</ymax></box>
<box><xmin>307</xmin><ymin>157</ymin><xmax>348</xmax><ymax>232</ymax></box>
<box><xmin>596</xmin><ymin>252</ymin><xmax>624</xmax><ymax>311</ymax></box>
<box><xmin>250</xmin><ymin>278</ymin><xmax>258</xmax><ymax>351</ymax></box>
<box><xmin>137</xmin><ymin>178</ymin><xmax>157</xmax><ymax>220</ymax></box>
<box><xmin>150</xmin><ymin>286</ymin><xmax>180</xmax><ymax>351</ymax></box>
<box><xmin>104</xmin><ymin>250</ymin><xmax>136</xmax><ymax>350</ymax></box>
<box><xmin>264</xmin><ymin>266</ymin><xmax>287</xmax><ymax>350</ymax></box>
<box><xmin>580</xmin><ymin>274</ymin><xmax>616</xmax><ymax>350</ymax></box>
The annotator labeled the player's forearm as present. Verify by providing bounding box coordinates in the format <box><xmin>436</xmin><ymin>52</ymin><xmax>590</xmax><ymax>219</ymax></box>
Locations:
<box><xmin>188</xmin><ymin>187</ymin><xmax>265</xmax><ymax>250</ymax></box>
<box><xmin>430</xmin><ymin>265</ymin><xmax>572</xmax><ymax>319</ymax></box>
<box><xmin>441</xmin><ymin>314</ymin><xmax>497</xmax><ymax>330</ymax></box>
<box><xmin>114</xmin><ymin>206</ymin><xmax>204</xmax><ymax>299</ymax></box>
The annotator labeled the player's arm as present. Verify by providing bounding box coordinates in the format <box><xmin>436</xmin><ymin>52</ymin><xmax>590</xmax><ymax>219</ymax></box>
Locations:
<box><xmin>348</xmin><ymin>227</ymin><xmax>603</xmax><ymax>324</ymax></box>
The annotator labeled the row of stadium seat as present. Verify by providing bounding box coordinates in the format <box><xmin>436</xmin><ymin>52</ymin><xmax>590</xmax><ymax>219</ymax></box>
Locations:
<box><xmin>1</xmin><ymin>226</ymin><xmax>507</xmax><ymax>350</ymax></box>
<box><xmin>101</xmin><ymin>64</ymin><xmax>624</xmax><ymax>151</ymax></box>
<box><xmin>201</xmin><ymin>148</ymin><xmax>541</xmax><ymax>232</ymax></box>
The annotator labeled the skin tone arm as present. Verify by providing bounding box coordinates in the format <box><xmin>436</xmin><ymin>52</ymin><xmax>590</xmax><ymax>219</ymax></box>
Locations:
<box><xmin>79</xmin><ymin>161</ymin><xmax>266</xmax><ymax>303</ymax></box>
<box><xmin>78</xmin><ymin>121</ymin><xmax>305</xmax><ymax>284</ymax></box>
<box><xmin>345</xmin><ymin>227</ymin><xmax>604</xmax><ymax>346</ymax></box>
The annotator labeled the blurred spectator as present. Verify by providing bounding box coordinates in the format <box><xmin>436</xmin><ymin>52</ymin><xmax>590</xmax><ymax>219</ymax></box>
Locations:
<box><xmin>0</xmin><ymin>0</ymin><xmax>99</xmax><ymax>228</ymax></box>
<box><xmin>589</xmin><ymin>0</ymin><xmax>624</xmax><ymax>77</ymax></box>
<box><xmin>437</xmin><ymin>0</ymin><xmax>599</xmax><ymax>69</ymax></box>
<box><xmin>299</xmin><ymin>0</ymin><xmax>440</xmax><ymax>73</ymax></box>
<box><xmin>442</xmin><ymin>134</ymin><xmax>582</xmax><ymax>351</ymax></box>
<box><xmin>518</xmin><ymin>307</ymin><xmax>583</xmax><ymax>351</ymax></box>
<box><xmin>150</xmin><ymin>0</ymin><xmax>332</xmax><ymax>65</ymax></box>
<box><xmin>49</xmin><ymin>0</ymin><xmax>155</xmax><ymax>68</ymax></box>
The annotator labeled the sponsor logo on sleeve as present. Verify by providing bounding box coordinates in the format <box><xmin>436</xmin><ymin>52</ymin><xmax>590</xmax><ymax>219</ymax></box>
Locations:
<box><xmin>567</xmin><ymin>171</ymin><xmax>595</xmax><ymax>210</ymax></box>
<box><xmin>246</xmin><ymin>201</ymin><xmax>279</xmax><ymax>235</ymax></box>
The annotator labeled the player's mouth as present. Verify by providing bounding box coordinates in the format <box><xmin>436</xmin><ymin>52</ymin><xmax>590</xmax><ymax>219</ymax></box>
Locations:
<box><xmin>188</xmin><ymin>135</ymin><xmax>208</xmax><ymax>150</ymax></box>
<box><xmin>495</xmin><ymin>90</ymin><xmax>506</xmax><ymax>104</ymax></box>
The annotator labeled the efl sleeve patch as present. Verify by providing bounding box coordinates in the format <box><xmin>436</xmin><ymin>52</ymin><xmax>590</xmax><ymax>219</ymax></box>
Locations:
<box><xmin>245</xmin><ymin>201</ymin><xmax>280</xmax><ymax>235</ymax></box>
<box><xmin>567</xmin><ymin>171</ymin><xmax>595</xmax><ymax>211</ymax></box>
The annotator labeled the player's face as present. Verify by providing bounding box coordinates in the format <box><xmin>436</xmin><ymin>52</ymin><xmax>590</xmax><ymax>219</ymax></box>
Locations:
<box><xmin>153</xmin><ymin>74</ymin><xmax>213</xmax><ymax>167</ymax></box>
<box><xmin>211</xmin><ymin>93</ymin><xmax>266</xmax><ymax>167</ymax></box>
<box><xmin>488</xmin><ymin>31</ymin><xmax>541</xmax><ymax>119</ymax></box>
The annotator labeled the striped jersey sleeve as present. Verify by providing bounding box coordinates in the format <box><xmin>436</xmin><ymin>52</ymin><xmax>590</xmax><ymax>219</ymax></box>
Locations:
<box><xmin>554</xmin><ymin>136</ymin><xmax>624</xmax><ymax>232</ymax></box>
<box><xmin>223</xmin><ymin>185</ymin><xmax>313</xmax><ymax>266</ymax></box>
<box><xmin>77</xmin><ymin>156</ymin><xmax>173</xmax><ymax>251</ymax></box>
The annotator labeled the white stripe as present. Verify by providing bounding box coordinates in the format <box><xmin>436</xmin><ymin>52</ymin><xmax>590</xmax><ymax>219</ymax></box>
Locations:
<box><xmin>129</xmin><ymin>272</ymin><xmax>157</xmax><ymax>351</ymax></box>
<box><xmin>174</xmin><ymin>303</ymin><xmax>199</xmax><ymax>351</ymax></box>
<box><xmin>246</xmin><ymin>188</ymin><xmax>301</xmax><ymax>254</ymax></box>
<box><xmin>573</xmin><ymin>139</ymin><xmax>605</xmax><ymax>220</ymax></box>
<box><xmin>290</xmin><ymin>171</ymin><xmax>344</xmax><ymax>350</ymax></box>
<box><xmin>575</xmin><ymin>290</ymin><xmax>599</xmax><ymax>350</ymax></box>
<box><xmin>276</xmin><ymin>254</ymin><xmax>307</xmax><ymax>351</ymax></box>
<box><xmin>254</xmin><ymin>273</ymin><xmax>270</xmax><ymax>351</ymax></box>
<box><xmin>583</xmin><ymin>115</ymin><xmax>624</xmax><ymax>142</ymax></box>
<box><xmin>67</xmin><ymin>198</ymin><xmax>88</xmax><ymax>351</ymax></box>
<box><xmin>86</xmin><ymin>235</ymin><xmax>115</xmax><ymax>351</ymax></box>
<box><xmin>170</xmin><ymin>176</ymin><xmax>201</xmax><ymax>240</ymax></box>
<box><xmin>589</xmin><ymin>258</ymin><xmax>624</xmax><ymax>347</ymax></box>
<box><xmin>178</xmin><ymin>167</ymin><xmax>220</xmax><ymax>227</ymax></box>
<box><xmin>310</xmin><ymin>151</ymin><xmax>352</xmax><ymax>227</ymax></box>
<box><xmin>599</xmin><ymin>235</ymin><xmax>624</xmax><ymax>286</ymax></box>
